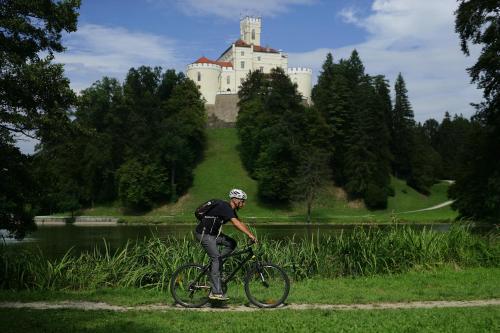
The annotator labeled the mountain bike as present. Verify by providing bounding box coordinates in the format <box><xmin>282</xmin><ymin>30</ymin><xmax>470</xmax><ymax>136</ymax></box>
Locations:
<box><xmin>170</xmin><ymin>241</ymin><xmax>290</xmax><ymax>308</ymax></box>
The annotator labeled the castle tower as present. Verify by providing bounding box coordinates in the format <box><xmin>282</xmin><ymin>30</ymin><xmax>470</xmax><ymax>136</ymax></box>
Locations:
<box><xmin>288</xmin><ymin>67</ymin><xmax>313</xmax><ymax>104</ymax></box>
<box><xmin>240</xmin><ymin>16</ymin><xmax>261</xmax><ymax>45</ymax></box>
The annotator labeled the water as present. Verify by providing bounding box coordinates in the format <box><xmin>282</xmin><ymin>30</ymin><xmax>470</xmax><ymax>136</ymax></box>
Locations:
<box><xmin>0</xmin><ymin>223</ymin><xmax>491</xmax><ymax>259</ymax></box>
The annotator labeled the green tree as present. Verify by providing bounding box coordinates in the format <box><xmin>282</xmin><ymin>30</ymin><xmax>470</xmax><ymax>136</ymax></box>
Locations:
<box><xmin>237</xmin><ymin>68</ymin><xmax>330</xmax><ymax>205</ymax></box>
<box><xmin>292</xmin><ymin>146</ymin><xmax>331</xmax><ymax>223</ymax></box>
<box><xmin>450</xmin><ymin>0</ymin><xmax>500</xmax><ymax>221</ymax></box>
<box><xmin>312</xmin><ymin>53</ymin><xmax>352</xmax><ymax>185</ymax></box>
<box><xmin>333</xmin><ymin>51</ymin><xmax>391</xmax><ymax>208</ymax></box>
<box><xmin>391</xmin><ymin>73</ymin><xmax>415</xmax><ymax>179</ymax></box>
<box><xmin>0</xmin><ymin>0</ymin><xmax>80</xmax><ymax>234</ymax></box>
<box><xmin>312</xmin><ymin>51</ymin><xmax>392</xmax><ymax>209</ymax></box>
<box><xmin>116</xmin><ymin>159</ymin><xmax>170</xmax><ymax>211</ymax></box>
<box><xmin>76</xmin><ymin>77</ymin><xmax>125</xmax><ymax>204</ymax></box>
<box><xmin>434</xmin><ymin>113</ymin><xmax>472</xmax><ymax>179</ymax></box>
<box><xmin>0</xmin><ymin>129</ymin><xmax>36</xmax><ymax>238</ymax></box>
<box><xmin>158</xmin><ymin>73</ymin><xmax>206</xmax><ymax>198</ymax></box>
<box><xmin>0</xmin><ymin>0</ymin><xmax>80</xmax><ymax>139</ymax></box>
<box><xmin>422</xmin><ymin>118</ymin><xmax>440</xmax><ymax>149</ymax></box>
<box><xmin>34</xmin><ymin>67</ymin><xmax>206</xmax><ymax>213</ymax></box>
<box><xmin>407</xmin><ymin>124</ymin><xmax>441</xmax><ymax>194</ymax></box>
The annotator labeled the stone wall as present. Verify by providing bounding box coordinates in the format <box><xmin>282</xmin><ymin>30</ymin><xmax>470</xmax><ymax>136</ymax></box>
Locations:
<box><xmin>206</xmin><ymin>94</ymin><xmax>239</xmax><ymax>128</ymax></box>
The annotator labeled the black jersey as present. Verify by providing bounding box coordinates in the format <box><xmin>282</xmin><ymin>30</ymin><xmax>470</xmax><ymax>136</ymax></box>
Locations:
<box><xmin>195</xmin><ymin>200</ymin><xmax>238</xmax><ymax>235</ymax></box>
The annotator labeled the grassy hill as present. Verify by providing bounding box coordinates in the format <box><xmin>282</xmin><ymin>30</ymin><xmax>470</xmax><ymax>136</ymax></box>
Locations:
<box><xmin>82</xmin><ymin>128</ymin><xmax>457</xmax><ymax>223</ymax></box>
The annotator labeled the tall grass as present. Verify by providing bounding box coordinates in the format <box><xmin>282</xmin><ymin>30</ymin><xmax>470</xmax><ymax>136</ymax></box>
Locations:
<box><xmin>1</xmin><ymin>225</ymin><xmax>498</xmax><ymax>290</ymax></box>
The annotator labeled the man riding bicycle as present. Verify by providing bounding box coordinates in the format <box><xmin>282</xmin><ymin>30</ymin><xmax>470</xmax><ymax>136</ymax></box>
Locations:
<box><xmin>194</xmin><ymin>188</ymin><xmax>257</xmax><ymax>301</ymax></box>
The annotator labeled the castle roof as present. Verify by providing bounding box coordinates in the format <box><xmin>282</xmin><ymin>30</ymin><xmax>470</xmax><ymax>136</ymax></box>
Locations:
<box><xmin>193</xmin><ymin>57</ymin><xmax>233</xmax><ymax>68</ymax></box>
<box><xmin>253</xmin><ymin>45</ymin><xmax>279</xmax><ymax>53</ymax></box>
<box><xmin>233</xmin><ymin>39</ymin><xmax>279</xmax><ymax>53</ymax></box>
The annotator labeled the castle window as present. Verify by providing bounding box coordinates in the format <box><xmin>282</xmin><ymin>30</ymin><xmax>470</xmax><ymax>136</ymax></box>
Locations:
<box><xmin>260</xmin><ymin>66</ymin><xmax>264</xmax><ymax>72</ymax></box>
<box><xmin>240</xmin><ymin>78</ymin><xmax>244</xmax><ymax>84</ymax></box>
<box><xmin>252</xmin><ymin>29</ymin><xmax>255</xmax><ymax>40</ymax></box>
<box><xmin>197</xmin><ymin>72</ymin><xmax>201</xmax><ymax>81</ymax></box>
<box><xmin>257</xmin><ymin>56</ymin><xmax>261</xmax><ymax>61</ymax></box>
<box><xmin>241</xmin><ymin>61</ymin><xmax>245</xmax><ymax>69</ymax></box>
<box><xmin>241</xmin><ymin>51</ymin><xmax>244</xmax><ymax>56</ymax></box>
<box><xmin>227</xmin><ymin>76</ymin><xmax>230</xmax><ymax>85</ymax></box>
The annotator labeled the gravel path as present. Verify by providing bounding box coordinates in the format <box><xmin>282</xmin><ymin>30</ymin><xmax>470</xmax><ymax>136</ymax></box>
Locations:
<box><xmin>1</xmin><ymin>299</ymin><xmax>499</xmax><ymax>312</ymax></box>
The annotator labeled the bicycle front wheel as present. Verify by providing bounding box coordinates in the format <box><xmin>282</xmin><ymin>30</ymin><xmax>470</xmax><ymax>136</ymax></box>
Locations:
<box><xmin>244</xmin><ymin>262</ymin><xmax>290</xmax><ymax>308</ymax></box>
<box><xmin>170</xmin><ymin>263</ymin><xmax>210</xmax><ymax>308</ymax></box>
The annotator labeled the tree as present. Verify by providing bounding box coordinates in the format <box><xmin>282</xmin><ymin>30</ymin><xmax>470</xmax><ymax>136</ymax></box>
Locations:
<box><xmin>391</xmin><ymin>73</ymin><xmax>415</xmax><ymax>179</ymax></box>
<box><xmin>407</xmin><ymin>124</ymin><xmax>441</xmax><ymax>194</ymax></box>
<box><xmin>312</xmin><ymin>51</ymin><xmax>392</xmax><ymax>209</ymax></box>
<box><xmin>292</xmin><ymin>146</ymin><xmax>330</xmax><ymax>223</ymax></box>
<box><xmin>0</xmin><ymin>0</ymin><xmax>80</xmax><ymax>139</ymax></box>
<box><xmin>433</xmin><ymin>113</ymin><xmax>472</xmax><ymax>179</ymax></box>
<box><xmin>0</xmin><ymin>0</ymin><xmax>80</xmax><ymax>235</ymax></box>
<box><xmin>34</xmin><ymin>67</ymin><xmax>206</xmax><ymax>213</ymax></box>
<box><xmin>0</xmin><ymin>129</ymin><xmax>36</xmax><ymax>238</ymax></box>
<box><xmin>290</xmin><ymin>106</ymin><xmax>331</xmax><ymax>222</ymax></box>
<box><xmin>422</xmin><ymin>118</ymin><xmax>440</xmax><ymax>148</ymax></box>
<box><xmin>312</xmin><ymin>53</ymin><xmax>351</xmax><ymax>185</ymax></box>
<box><xmin>237</xmin><ymin>68</ymin><xmax>330</xmax><ymax>207</ymax></box>
<box><xmin>116</xmin><ymin>159</ymin><xmax>170</xmax><ymax>211</ymax></box>
<box><xmin>450</xmin><ymin>0</ymin><xmax>500</xmax><ymax>221</ymax></box>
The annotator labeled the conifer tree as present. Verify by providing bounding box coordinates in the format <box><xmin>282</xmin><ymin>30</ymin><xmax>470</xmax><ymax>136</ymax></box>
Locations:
<box><xmin>391</xmin><ymin>73</ymin><xmax>415</xmax><ymax>179</ymax></box>
<box><xmin>343</xmin><ymin>51</ymin><xmax>392</xmax><ymax>208</ymax></box>
<box><xmin>312</xmin><ymin>53</ymin><xmax>351</xmax><ymax>185</ymax></box>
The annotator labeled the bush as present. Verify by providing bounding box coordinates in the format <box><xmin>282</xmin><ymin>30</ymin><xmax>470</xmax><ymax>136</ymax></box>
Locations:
<box><xmin>364</xmin><ymin>183</ymin><xmax>388</xmax><ymax>210</ymax></box>
<box><xmin>116</xmin><ymin>159</ymin><xmax>170</xmax><ymax>211</ymax></box>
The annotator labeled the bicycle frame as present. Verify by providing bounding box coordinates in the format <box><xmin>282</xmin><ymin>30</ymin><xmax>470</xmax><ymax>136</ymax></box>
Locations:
<box><xmin>193</xmin><ymin>245</ymin><xmax>257</xmax><ymax>289</ymax></box>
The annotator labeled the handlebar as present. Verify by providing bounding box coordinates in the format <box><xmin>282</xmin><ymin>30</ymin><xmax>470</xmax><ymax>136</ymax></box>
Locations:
<box><xmin>247</xmin><ymin>238</ymin><xmax>257</xmax><ymax>246</ymax></box>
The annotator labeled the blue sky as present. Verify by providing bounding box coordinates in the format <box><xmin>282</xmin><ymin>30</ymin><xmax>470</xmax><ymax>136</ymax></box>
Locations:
<box><xmin>18</xmin><ymin>0</ymin><xmax>483</xmax><ymax>153</ymax></box>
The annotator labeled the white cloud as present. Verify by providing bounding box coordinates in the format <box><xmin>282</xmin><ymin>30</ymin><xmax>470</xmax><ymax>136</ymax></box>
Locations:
<box><xmin>289</xmin><ymin>0</ymin><xmax>482</xmax><ymax>122</ymax></box>
<box><xmin>161</xmin><ymin>0</ymin><xmax>315</xmax><ymax>19</ymax></box>
<box><xmin>339</xmin><ymin>7</ymin><xmax>361</xmax><ymax>25</ymax></box>
<box><xmin>55</xmin><ymin>24</ymin><xmax>183</xmax><ymax>92</ymax></box>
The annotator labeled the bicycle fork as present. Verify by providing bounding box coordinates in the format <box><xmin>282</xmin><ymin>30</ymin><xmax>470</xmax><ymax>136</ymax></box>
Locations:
<box><xmin>255</xmin><ymin>262</ymin><xmax>270</xmax><ymax>288</ymax></box>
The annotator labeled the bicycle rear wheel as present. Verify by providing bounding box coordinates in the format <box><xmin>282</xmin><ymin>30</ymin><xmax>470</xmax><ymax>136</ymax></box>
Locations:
<box><xmin>170</xmin><ymin>263</ymin><xmax>210</xmax><ymax>308</ymax></box>
<box><xmin>244</xmin><ymin>262</ymin><xmax>290</xmax><ymax>308</ymax></box>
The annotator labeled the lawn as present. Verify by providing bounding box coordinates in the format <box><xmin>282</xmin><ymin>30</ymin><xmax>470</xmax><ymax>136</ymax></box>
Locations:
<box><xmin>1</xmin><ymin>267</ymin><xmax>498</xmax><ymax>306</ymax></box>
<box><xmin>77</xmin><ymin>128</ymin><xmax>458</xmax><ymax>223</ymax></box>
<box><xmin>2</xmin><ymin>267</ymin><xmax>498</xmax><ymax>332</ymax></box>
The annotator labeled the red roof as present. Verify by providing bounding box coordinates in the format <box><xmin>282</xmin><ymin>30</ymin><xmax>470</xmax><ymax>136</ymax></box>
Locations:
<box><xmin>193</xmin><ymin>57</ymin><xmax>233</xmax><ymax>68</ymax></box>
<box><xmin>233</xmin><ymin>39</ymin><xmax>278</xmax><ymax>53</ymax></box>
<box><xmin>253</xmin><ymin>45</ymin><xmax>278</xmax><ymax>53</ymax></box>
<box><xmin>234</xmin><ymin>39</ymin><xmax>251</xmax><ymax>47</ymax></box>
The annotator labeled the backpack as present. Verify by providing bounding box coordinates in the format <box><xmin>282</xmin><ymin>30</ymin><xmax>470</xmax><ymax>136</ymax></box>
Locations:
<box><xmin>194</xmin><ymin>199</ymin><xmax>222</xmax><ymax>221</ymax></box>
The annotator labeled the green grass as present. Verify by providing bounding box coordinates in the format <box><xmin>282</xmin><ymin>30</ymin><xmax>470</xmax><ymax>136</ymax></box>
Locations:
<box><xmin>1</xmin><ymin>306</ymin><xmax>499</xmax><ymax>333</ymax></box>
<box><xmin>78</xmin><ymin>128</ymin><xmax>457</xmax><ymax>223</ymax></box>
<box><xmin>0</xmin><ymin>267</ymin><xmax>498</xmax><ymax>306</ymax></box>
<box><xmin>2</xmin><ymin>267</ymin><xmax>499</xmax><ymax>332</ymax></box>
<box><xmin>3</xmin><ymin>225</ymin><xmax>497</xmax><ymax>289</ymax></box>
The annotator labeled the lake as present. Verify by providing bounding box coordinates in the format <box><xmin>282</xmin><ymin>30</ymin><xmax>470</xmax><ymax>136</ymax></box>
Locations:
<box><xmin>0</xmin><ymin>223</ymin><xmax>489</xmax><ymax>259</ymax></box>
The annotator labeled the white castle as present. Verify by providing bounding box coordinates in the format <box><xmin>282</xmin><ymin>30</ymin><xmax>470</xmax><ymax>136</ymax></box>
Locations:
<box><xmin>186</xmin><ymin>17</ymin><xmax>312</xmax><ymax>109</ymax></box>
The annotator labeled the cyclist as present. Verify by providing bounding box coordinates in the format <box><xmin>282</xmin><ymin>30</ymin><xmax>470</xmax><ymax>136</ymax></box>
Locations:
<box><xmin>194</xmin><ymin>188</ymin><xmax>257</xmax><ymax>301</ymax></box>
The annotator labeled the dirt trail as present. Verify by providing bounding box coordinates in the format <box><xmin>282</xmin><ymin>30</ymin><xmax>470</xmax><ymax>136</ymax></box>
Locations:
<box><xmin>1</xmin><ymin>299</ymin><xmax>499</xmax><ymax>312</ymax></box>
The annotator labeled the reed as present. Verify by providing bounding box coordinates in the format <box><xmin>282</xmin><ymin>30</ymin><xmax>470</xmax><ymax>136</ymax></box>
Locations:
<box><xmin>0</xmin><ymin>224</ymin><xmax>497</xmax><ymax>290</ymax></box>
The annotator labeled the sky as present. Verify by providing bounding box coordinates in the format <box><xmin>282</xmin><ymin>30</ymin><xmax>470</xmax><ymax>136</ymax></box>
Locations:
<box><xmin>17</xmin><ymin>0</ymin><xmax>482</xmax><ymax>153</ymax></box>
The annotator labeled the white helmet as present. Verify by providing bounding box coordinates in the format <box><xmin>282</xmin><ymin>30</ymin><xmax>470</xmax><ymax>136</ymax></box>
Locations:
<box><xmin>229</xmin><ymin>188</ymin><xmax>247</xmax><ymax>200</ymax></box>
